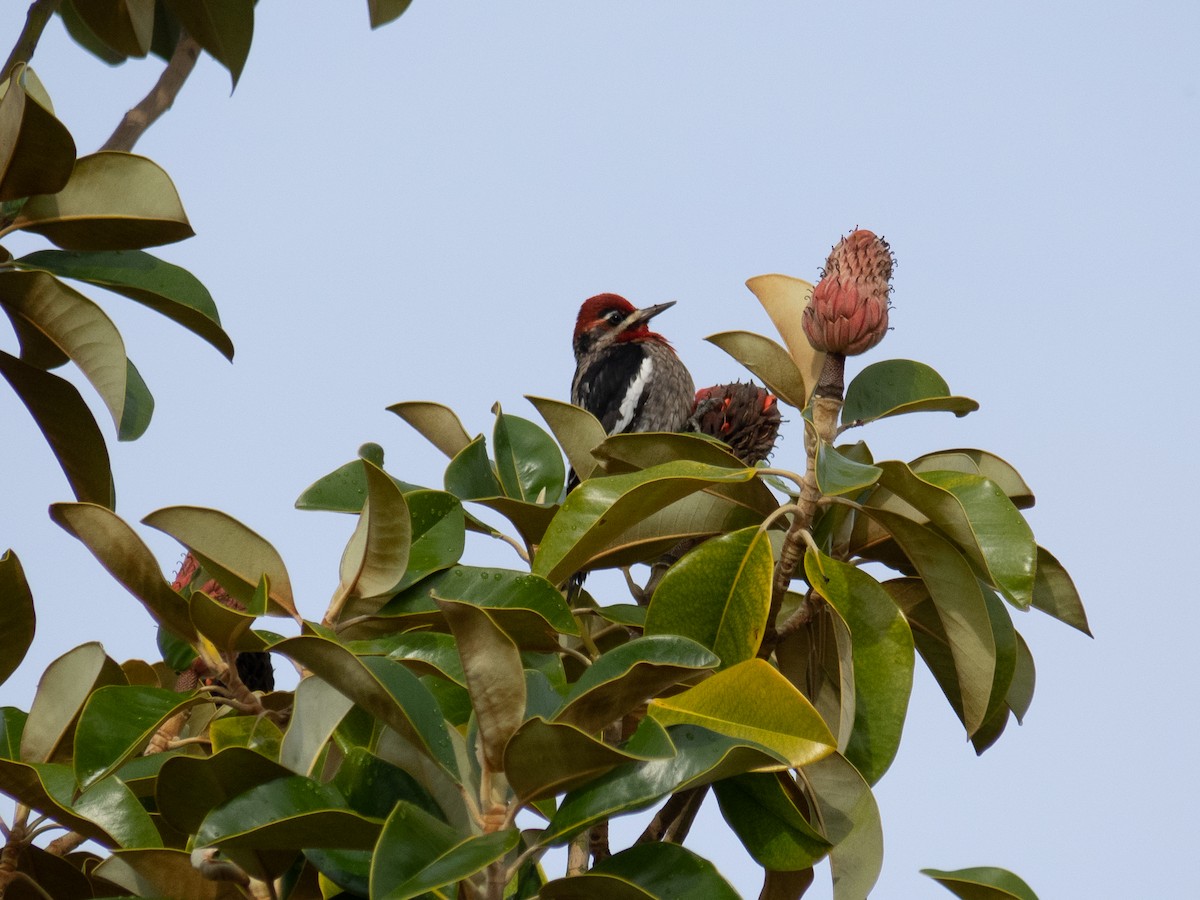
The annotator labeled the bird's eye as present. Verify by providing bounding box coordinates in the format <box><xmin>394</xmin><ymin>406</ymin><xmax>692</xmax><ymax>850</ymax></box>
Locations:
<box><xmin>605</xmin><ymin>310</ymin><xmax>624</xmax><ymax>325</ymax></box>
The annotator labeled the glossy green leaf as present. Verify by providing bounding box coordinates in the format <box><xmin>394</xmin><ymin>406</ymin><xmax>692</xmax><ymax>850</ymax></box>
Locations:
<box><xmin>362</xmin><ymin>566</ymin><xmax>578</xmax><ymax>649</ymax></box>
<box><xmin>279</xmin><ymin>676</ymin><xmax>354</xmax><ymax>775</ymax></box>
<box><xmin>922</xmin><ymin>866</ymin><xmax>1040</xmax><ymax>900</ymax></box>
<box><xmin>493</xmin><ymin>408</ymin><xmax>566</xmax><ymax>504</ymax></box>
<box><xmin>15</xmin><ymin>248</ymin><xmax>233</xmax><ymax>360</ymax></box>
<box><xmin>443</xmin><ymin>433</ymin><xmax>503</xmax><ymax>501</ymax></box>
<box><xmin>800</xmin><ymin>752</ymin><xmax>883</xmax><ymax>900</ymax></box>
<box><xmin>367</xmin><ymin>0</ymin><xmax>414</xmax><ymax>28</ymax></box>
<box><xmin>58</xmin><ymin>0</ymin><xmax>129</xmax><ymax>64</ymax></box>
<box><xmin>0</xmin><ymin>759</ymin><xmax>117</xmax><ymax>843</ymax></box>
<box><xmin>164</xmin><ymin>0</ymin><xmax>253</xmax><ymax>87</ymax></box>
<box><xmin>188</xmin><ymin>590</ymin><xmax>266</xmax><ymax>651</ymax></box>
<box><xmin>3</xmin><ymin>845</ymin><xmax>93</xmax><ymax>899</ymax></box>
<box><xmin>911</xmin><ymin>449</ymin><xmax>1034</xmax><ymax>509</ymax></box>
<box><xmin>0</xmin><ymin>268</ymin><xmax>129</xmax><ymax>428</ymax></box>
<box><xmin>272</xmin><ymin>637</ymin><xmax>457</xmax><ymax>776</ymax></box>
<box><xmin>0</xmin><ymin>65</ymin><xmax>77</xmax><ymax>201</ymax></box>
<box><xmin>645</xmin><ymin>527</ymin><xmax>773</xmax><ymax>669</ymax></box>
<box><xmin>805</xmin><ymin>551</ymin><xmax>913</xmax><ymax>784</ymax></box>
<box><xmin>21</xmin><ymin>641</ymin><xmax>125</xmax><ymax>763</ymax></box>
<box><xmin>1008</xmin><ymin>631</ymin><xmax>1036</xmax><ymax>725</ymax></box>
<box><xmin>863</xmin><ymin>509</ymin><xmax>996</xmax><ymax>735</ymax></box>
<box><xmin>816</xmin><ymin>441</ymin><xmax>883</xmax><ymax>496</ymax></box>
<box><xmin>1031</xmin><ymin>545</ymin><xmax>1090</xmax><ymax>635</ymax></box>
<box><xmin>842</xmin><ymin>359</ymin><xmax>978</xmax><ymax>425</ymax></box>
<box><xmin>553</xmin><ymin>635</ymin><xmax>719</xmax><ymax>734</ymax></box>
<box><xmin>118</xmin><ymin>357</ymin><xmax>154</xmax><ymax>440</ymax></box>
<box><xmin>971</xmin><ymin>588</ymin><xmax>1017</xmax><ymax>755</ymax></box>
<box><xmin>50</xmin><ymin>502</ymin><xmax>195</xmax><ymax>638</ymax></box>
<box><xmin>706</xmin><ymin>329</ymin><xmax>811</xmax><ymax>408</ymax></box>
<box><xmin>505</xmin><ymin>716</ymin><xmax>673</xmax><ymax>803</ymax></box>
<box><xmin>713</xmin><ymin>772</ymin><xmax>831</xmax><ymax>870</ymax></box>
<box><xmin>357</xmin><ymin>631</ymin><xmax>466</xmax><ymax>685</ymax></box>
<box><xmin>533</xmin><ymin>460</ymin><xmax>757</xmax><ymax>585</ymax></box>
<box><xmin>389</xmin><ymin>400</ymin><xmax>472</xmax><ymax>458</ymax></box>
<box><xmin>0</xmin><ymin>708</ymin><xmax>27</xmax><ymax>759</ymax></box>
<box><xmin>209</xmin><ymin>713</ymin><xmax>283</xmax><ymax>758</ymax></box>
<box><xmin>142</xmin><ymin>505</ymin><xmax>295</xmax><ymax>618</ymax></box>
<box><xmin>369</xmin><ymin>801</ymin><xmax>518</xmax><ymax>900</ymax></box>
<box><xmin>544</xmin><ymin>724</ymin><xmax>789</xmax><ymax>846</ymax></box>
<box><xmin>8</xmin><ymin>152</ymin><xmax>194</xmax><ymax>250</ymax></box>
<box><xmin>525</xmin><ymin>394</ymin><xmax>608</xmax><ymax>484</ymax></box>
<box><xmin>649</xmin><ymin>659</ymin><xmax>836</xmax><ymax>767</ymax></box>
<box><xmin>2</xmin><ymin>356</ymin><xmax>114</xmax><ymax>505</ymax></box>
<box><xmin>156</xmin><ymin>747</ymin><xmax>292</xmax><ymax>835</ymax></box>
<box><xmin>73</xmin><ymin>684</ymin><xmax>203</xmax><ymax>788</ymax></box>
<box><xmin>195</xmin><ymin>774</ymin><xmax>381</xmax><ymax>851</ymax></box>
<box><xmin>0</xmin><ymin>550</ymin><xmax>36</xmax><ymax>686</ymax></box>
<box><xmin>542</xmin><ymin>842</ymin><xmax>741</xmax><ymax>900</ymax></box>
<box><xmin>437</xmin><ymin>598</ymin><xmax>525</xmax><ymax>771</ymax></box>
<box><xmin>744</xmin><ymin>274</ymin><xmax>825</xmax><ymax>404</ymax></box>
<box><xmin>335</xmin><ymin>746</ymin><xmax>442</xmax><ymax>820</ymax></box>
<box><xmin>67</xmin><ymin>0</ymin><xmax>155</xmax><ymax>56</ymax></box>
<box><xmin>335</xmin><ymin>460</ymin><xmax>412</xmax><ymax>617</ymax></box>
<box><xmin>94</xmin><ymin>848</ymin><xmax>242</xmax><ymax>900</ymax></box>
<box><xmin>73</xmin><ymin>773</ymin><xmax>162</xmax><ymax>848</ymax></box>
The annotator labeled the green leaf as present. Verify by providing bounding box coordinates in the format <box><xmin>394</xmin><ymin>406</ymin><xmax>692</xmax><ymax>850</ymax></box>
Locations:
<box><xmin>804</xmin><ymin>551</ymin><xmax>913</xmax><ymax>784</ymax></box>
<box><xmin>0</xmin><ymin>65</ymin><xmax>77</xmax><ymax>201</ymax></box>
<box><xmin>279</xmin><ymin>676</ymin><xmax>354</xmax><ymax>776</ymax></box>
<box><xmin>50</xmin><ymin>502</ymin><xmax>196</xmax><ymax>639</ymax></box>
<box><xmin>0</xmin><ymin>352</ymin><xmax>113</xmax><ymax>505</ymax></box>
<box><xmin>58</xmin><ymin>1</ymin><xmax>129</xmax><ymax>64</ymax></box>
<box><xmin>1031</xmin><ymin>545</ymin><xmax>1090</xmax><ymax>635</ymax></box>
<box><xmin>922</xmin><ymin>866</ymin><xmax>1040</xmax><ymax>900</ymax></box>
<box><xmin>648</xmin><ymin>659</ymin><xmax>837</xmax><ymax>767</ymax></box>
<box><xmin>189</xmin><ymin>589</ymin><xmax>267</xmax><ymax>652</ymax></box>
<box><xmin>0</xmin><ymin>268</ymin><xmax>129</xmax><ymax>429</ymax></box>
<box><xmin>334</xmin><ymin>460</ymin><xmax>412</xmax><ymax>618</ymax></box>
<box><xmin>0</xmin><ymin>550</ymin><xmax>36</xmax><ymax>687</ymax></box>
<box><xmin>15</xmin><ymin>248</ymin><xmax>234</xmax><ymax>360</ymax></box>
<box><xmin>354</xmin><ymin>631</ymin><xmax>466</xmax><ymax>685</ymax></box>
<box><xmin>72</xmin><ymin>773</ymin><xmax>162</xmax><ymax>848</ymax></box>
<box><xmin>67</xmin><ymin>0</ymin><xmax>156</xmax><ymax>56</ymax></box>
<box><xmin>118</xmin><ymin>356</ymin><xmax>154</xmax><ymax>440</ymax></box>
<box><xmin>272</xmin><ymin>637</ymin><xmax>457</xmax><ymax>776</ymax></box>
<box><xmin>553</xmin><ymin>635</ymin><xmax>720</xmax><ymax>735</ymax></box>
<box><xmin>93</xmin><ymin>848</ymin><xmax>239</xmax><ymax>900</ymax></box>
<box><xmin>971</xmin><ymin>587</ymin><xmax>1017</xmax><ymax>755</ymax></box>
<box><xmin>156</xmin><ymin>747</ymin><xmax>292</xmax><ymax>835</ymax></box>
<box><xmin>333</xmin><ymin>746</ymin><xmax>442</xmax><ymax>820</ymax></box>
<box><xmin>367</xmin><ymin>0</ymin><xmax>414</xmax><ymax>29</ymax></box>
<box><xmin>800</xmin><ymin>752</ymin><xmax>883</xmax><ymax>900</ymax></box>
<box><xmin>493</xmin><ymin>408</ymin><xmax>566</xmax><ymax>504</ymax></box>
<box><xmin>816</xmin><ymin>441</ymin><xmax>882</xmax><ymax>496</ymax></box>
<box><xmin>705</xmin><ymin>329</ymin><xmax>811</xmax><ymax>409</ymax></box>
<box><xmin>713</xmin><ymin>772</ymin><xmax>831</xmax><ymax>870</ymax></box>
<box><xmin>862</xmin><ymin>509</ymin><xmax>996</xmax><ymax>736</ymax></box>
<box><xmin>21</xmin><ymin>642</ymin><xmax>125</xmax><ymax>763</ymax></box>
<box><xmin>505</xmin><ymin>717</ymin><xmax>674</xmax><ymax>803</ymax></box>
<box><xmin>842</xmin><ymin>359</ymin><xmax>978</xmax><ymax>425</ymax></box>
<box><xmin>0</xmin><ymin>708</ymin><xmax>27</xmax><ymax>759</ymax></box>
<box><xmin>541</xmin><ymin>842</ymin><xmax>741</xmax><ymax>900</ymax></box>
<box><xmin>533</xmin><ymin>460</ymin><xmax>758</xmax><ymax>585</ymax></box>
<box><xmin>7</xmin><ymin>152</ymin><xmax>193</xmax><ymax>250</ymax></box>
<box><xmin>437</xmin><ymin>598</ymin><xmax>525</xmax><ymax>771</ymax></box>
<box><xmin>209</xmin><ymin>713</ymin><xmax>283</xmax><ymax>758</ymax></box>
<box><xmin>73</xmin><ymin>684</ymin><xmax>203</xmax><ymax>788</ymax></box>
<box><xmin>911</xmin><ymin>449</ymin><xmax>1035</xmax><ymax>509</ymax></box>
<box><xmin>644</xmin><ymin>526</ymin><xmax>774</xmax><ymax>669</ymax></box>
<box><xmin>443</xmin><ymin>434</ymin><xmax>503</xmax><ymax>501</ymax></box>
<box><xmin>142</xmin><ymin>505</ymin><xmax>296</xmax><ymax>618</ymax></box>
<box><xmin>743</xmin><ymin>274</ymin><xmax>825</xmax><ymax>404</ymax></box>
<box><xmin>294</xmin><ymin>450</ymin><xmax>423</xmax><ymax>512</ymax></box>
<box><xmin>525</xmin><ymin>394</ymin><xmax>608</xmax><ymax>484</ymax></box>
<box><xmin>543</xmin><ymin>724</ymin><xmax>791</xmax><ymax>846</ymax></box>
<box><xmin>389</xmin><ymin>400</ymin><xmax>472</xmax><ymax>458</ymax></box>
<box><xmin>163</xmin><ymin>0</ymin><xmax>253</xmax><ymax>88</ymax></box>
<box><xmin>362</xmin><ymin>566</ymin><xmax>578</xmax><ymax>650</ymax></box>
<box><xmin>369</xmin><ymin>801</ymin><xmax>518</xmax><ymax>900</ymax></box>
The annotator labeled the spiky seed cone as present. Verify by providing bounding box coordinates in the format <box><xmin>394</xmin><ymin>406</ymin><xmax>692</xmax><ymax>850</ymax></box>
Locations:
<box><xmin>692</xmin><ymin>381</ymin><xmax>782</xmax><ymax>465</ymax></box>
<box><xmin>802</xmin><ymin>229</ymin><xmax>893</xmax><ymax>356</ymax></box>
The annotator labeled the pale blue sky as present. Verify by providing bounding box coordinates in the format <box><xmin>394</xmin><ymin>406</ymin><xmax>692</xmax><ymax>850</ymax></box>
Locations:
<box><xmin>3</xmin><ymin>3</ymin><xmax>1197</xmax><ymax>897</ymax></box>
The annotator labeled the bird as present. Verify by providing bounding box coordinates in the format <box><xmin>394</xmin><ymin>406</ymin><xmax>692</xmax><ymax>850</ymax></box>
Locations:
<box><xmin>570</xmin><ymin>293</ymin><xmax>696</xmax><ymax>442</ymax></box>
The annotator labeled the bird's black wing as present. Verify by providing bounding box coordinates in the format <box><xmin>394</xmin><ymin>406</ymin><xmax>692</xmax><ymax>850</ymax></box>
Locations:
<box><xmin>572</xmin><ymin>341</ymin><xmax>649</xmax><ymax>435</ymax></box>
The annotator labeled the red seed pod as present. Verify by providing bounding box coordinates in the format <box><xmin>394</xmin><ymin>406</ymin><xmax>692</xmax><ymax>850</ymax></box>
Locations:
<box><xmin>802</xmin><ymin>229</ymin><xmax>893</xmax><ymax>356</ymax></box>
<box><xmin>692</xmin><ymin>381</ymin><xmax>782</xmax><ymax>465</ymax></box>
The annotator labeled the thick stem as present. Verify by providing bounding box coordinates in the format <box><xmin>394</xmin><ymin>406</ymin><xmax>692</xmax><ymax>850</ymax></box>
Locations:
<box><xmin>2</xmin><ymin>0</ymin><xmax>62</xmax><ymax>79</ymax></box>
<box><xmin>100</xmin><ymin>31</ymin><xmax>201</xmax><ymax>152</ymax></box>
<box><xmin>566</xmin><ymin>833</ymin><xmax>589</xmax><ymax>875</ymax></box>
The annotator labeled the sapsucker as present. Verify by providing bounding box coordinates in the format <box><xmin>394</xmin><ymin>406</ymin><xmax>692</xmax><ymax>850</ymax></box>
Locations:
<box><xmin>570</xmin><ymin>293</ymin><xmax>696</xmax><ymax>439</ymax></box>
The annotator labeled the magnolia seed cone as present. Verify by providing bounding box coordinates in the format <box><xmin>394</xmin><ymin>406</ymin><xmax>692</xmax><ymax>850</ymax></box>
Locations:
<box><xmin>802</xmin><ymin>229</ymin><xmax>893</xmax><ymax>356</ymax></box>
<box><xmin>692</xmin><ymin>381</ymin><xmax>782</xmax><ymax>465</ymax></box>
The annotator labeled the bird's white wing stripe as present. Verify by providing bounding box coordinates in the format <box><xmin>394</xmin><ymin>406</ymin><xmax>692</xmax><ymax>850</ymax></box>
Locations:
<box><xmin>611</xmin><ymin>355</ymin><xmax>653</xmax><ymax>434</ymax></box>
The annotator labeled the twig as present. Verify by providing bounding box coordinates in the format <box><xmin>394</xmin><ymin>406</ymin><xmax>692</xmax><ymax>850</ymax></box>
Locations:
<box><xmin>100</xmin><ymin>30</ymin><xmax>201</xmax><ymax>152</ymax></box>
<box><xmin>636</xmin><ymin>787</ymin><xmax>705</xmax><ymax>844</ymax></box>
<box><xmin>45</xmin><ymin>830</ymin><xmax>86</xmax><ymax>856</ymax></box>
<box><xmin>2</xmin><ymin>0</ymin><xmax>62</xmax><ymax>78</ymax></box>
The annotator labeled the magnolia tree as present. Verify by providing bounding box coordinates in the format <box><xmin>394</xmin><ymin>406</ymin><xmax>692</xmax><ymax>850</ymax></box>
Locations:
<box><xmin>0</xmin><ymin>4</ymin><xmax>1089</xmax><ymax>899</ymax></box>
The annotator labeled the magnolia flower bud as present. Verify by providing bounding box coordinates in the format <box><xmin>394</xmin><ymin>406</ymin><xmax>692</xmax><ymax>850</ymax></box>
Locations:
<box><xmin>802</xmin><ymin>229</ymin><xmax>893</xmax><ymax>356</ymax></box>
<box><xmin>691</xmin><ymin>381</ymin><xmax>782</xmax><ymax>465</ymax></box>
